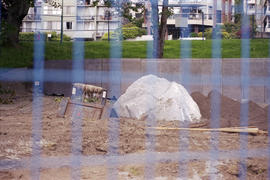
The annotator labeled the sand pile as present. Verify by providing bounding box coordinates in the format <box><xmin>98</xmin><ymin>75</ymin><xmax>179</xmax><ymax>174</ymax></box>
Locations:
<box><xmin>191</xmin><ymin>91</ymin><xmax>268</xmax><ymax>130</ymax></box>
<box><xmin>113</xmin><ymin>75</ymin><xmax>201</xmax><ymax>122</ymax></box>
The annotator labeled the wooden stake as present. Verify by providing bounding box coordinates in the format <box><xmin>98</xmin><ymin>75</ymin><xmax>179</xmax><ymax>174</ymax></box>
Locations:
<box><xmin>148</xmin><ymin>127</ymin><xmax>267</xmax><ymax>135</ymax></box>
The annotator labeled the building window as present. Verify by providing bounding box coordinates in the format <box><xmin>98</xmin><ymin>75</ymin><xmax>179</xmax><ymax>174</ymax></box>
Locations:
<box><xmin>47</xmin><ymin>21</ymin><xmax>52</xmax><ymax>30</ymax></box>
<box><xmin>66</xmin><ymin>22</ymin><xmax>72</xmax><ymax>30</ymax></box>
<box><xmin>208</xmin><ymin>6</ymin><xmax>212</xmax><ymax>20</ymax></box>
<box><xmin>216</xmin><ymin>10</ymin><xmax>222</xmax><ymax>23</ymax></box>
<box><xmin>249</xmin><ymin>4</ymin><xmax>255</xmax><ymax>10</ymax></box>
<box><xmin>66</xmin><ymin>6</ymin><xmax>72</xmax><ymax>15</ymax></box>
<box><xmin>26</xmin><ymin>22</ymin><xmax>32</xmax><ymax>32</ymax></box>
<box><xmin>44</xmin><ymin>6</ymin><xmax>48</xmax><ymax>14</ymax></box>
<box><xmin>84</xmin><ymin>22</ymin><xmax>90</xmax><ymax>30</ymax></box>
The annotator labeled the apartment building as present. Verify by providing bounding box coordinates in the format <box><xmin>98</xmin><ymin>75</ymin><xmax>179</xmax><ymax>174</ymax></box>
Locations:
<box><xmin>262</xmin><ymin>0</ymin><xmax>270</xmax><ymax>32</ymax></box>
<box><xmin>144</xmin><ymin>0</ymin><xmax>235</xmax><ymax>39</ymax></box>
<box><xmin>222</xmin><ymin>0</ymin><xmax>234</xmax><ymax>22</ymax></box>
<box><xmin>21</xmin><ymin>0</ymin><xmax>120</xmax><ymax>40</ymax></box>
<box><xmin>244</xmin><ymin>0</ymin><xmax>256</xmax><ymax>14</ymax></box>
<box><xmin>22</xmin><ymin>0</ymin><xmax>240</xmax><ymax>40</ymax></box>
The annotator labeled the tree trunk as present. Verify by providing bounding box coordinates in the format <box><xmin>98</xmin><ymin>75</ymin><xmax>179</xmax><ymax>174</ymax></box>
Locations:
<box><xmin>4</xmin><ymin>0</ymin><xmax>30</xmax><ymax>46</ymax></box>
<box><xmin>158</xmin><ymin>0</ymin><xmax>168</xmax><ymax>58</ymax></box>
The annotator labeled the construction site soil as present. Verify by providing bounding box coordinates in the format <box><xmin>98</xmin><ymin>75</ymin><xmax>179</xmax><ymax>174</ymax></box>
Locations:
<box><xmin>191</xmin><ymin>91</ymin><xmax>269</xmax><ymax>131</ymax></box>
<box><xmin>0</xmin><ymin>84</ymin><xmax>269</xmax><ymax>179</ymax></box>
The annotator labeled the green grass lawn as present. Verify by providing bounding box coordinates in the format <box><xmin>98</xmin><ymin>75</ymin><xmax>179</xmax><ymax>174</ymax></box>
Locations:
<box><xmin>0</xmin><ymin>39</ymin><xmax>269</xmax><ymax>68</ymax></box>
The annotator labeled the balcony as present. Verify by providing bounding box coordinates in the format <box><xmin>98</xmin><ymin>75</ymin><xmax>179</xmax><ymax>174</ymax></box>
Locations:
<box><xmin>77</xmin><ymin>15</ymin><xmax>95</xmax><ymax>21</ymax></box>
<box><xmin>167</xmin><ymin>0</ymin><xmax>208</xmax><ymax>7</ymax></box>
<box><xmin>247</xmin><ymin>0</ymin><xmax>255</xmax><ymax>4</ymax></box>
<box><xmin>167</xmin><ymin>13</ymin><xmax>213</xmax><ymax>26</ymax></box>
<box><xmin>96</xmin><ymin>15</ymin><xmax>119</xmax><ymax>21</ymax></box>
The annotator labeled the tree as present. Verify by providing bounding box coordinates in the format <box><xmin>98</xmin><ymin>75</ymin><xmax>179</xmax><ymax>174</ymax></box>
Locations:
<box><xmin>150</xmin><ymin>0</ymin><xmax>172</xmax><ymax>58</ymax></box>
<box><xmin>105</xmin><ymin>0</ymin><xmax>145</xmax><ymax>25</ymax></box>
<box><xmin>104</xmin><ymin>0</ymin><xmax>169</xmax><ymax>58</ymax></box>
<box><xmin>1</xmin><ymin>0</ymin><xmax>60</xmax><ymax>46</ymax></box>
<box><xmin>1</xmin><ymin>0</ymin><xmax>32</xmax><ymax>46</ymax></box>
<box><xmin>158</xmin><ymin>0</ymin><xmax>169</xmax><ymax>58</ymax></box>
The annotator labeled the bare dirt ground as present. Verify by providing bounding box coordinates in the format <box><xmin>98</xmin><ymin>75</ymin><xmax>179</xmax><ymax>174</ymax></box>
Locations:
<box><xmin>0</xmin><ymin>83</ymin><xmax>269</xmax><ymax>179</ymax></box>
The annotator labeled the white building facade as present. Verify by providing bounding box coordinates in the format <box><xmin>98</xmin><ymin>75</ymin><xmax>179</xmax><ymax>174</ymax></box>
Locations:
<box><xmin>262</xmin><ymin>0</ymin><xmax>270</xmax><ymax>32</ymax></box>
<box><xmin>143</xmin><ymin>0</ymin><xmax>235</xmax><ymax>38</ymax></box>
<box><xmin>21</xmin><ymin>0</ymin><xmax>120</xmax><ymax>40</ymax></box>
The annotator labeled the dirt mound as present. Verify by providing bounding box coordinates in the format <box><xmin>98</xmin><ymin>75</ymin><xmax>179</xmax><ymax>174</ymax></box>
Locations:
<box><xmin>191</xmin><ymin>91</ymin><xmax>268</xmax><ymax>130</ymax></box>
<box><xmin>190</xmin><ymin>92</ymin><xmax>210</xmax><ymax>119</ymax></box>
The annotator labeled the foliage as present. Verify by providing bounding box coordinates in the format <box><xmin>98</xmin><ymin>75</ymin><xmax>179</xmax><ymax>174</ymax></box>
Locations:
<box><xmin>0</xmin><ymin>84</ymin><xmax>16</xmax><ymax>104</ymax></box>
<box><xmin>221</xmin><ymin>23</ymin><xmax>239</xmax><ymax>39</ymax></box>
<box><xmin>221</xmin><ymin>31</ymin><xmax>231</xmax><ymax>39</ymax></box>
<box><xmin>0</xmin><ymin>20</ymin><xmax>8</xmax><ymax>45</ymax></box>
<box><xmin>228</xmin><ymin>14</ymin><xmax>257</xmax><ymax>38</ymax></box>
<box><xmin>103</xmin><ymin>0</ymin><xmax>145</xmax><ymax>25</ymax></box>
<box><xmin>204</xmin><ymin>28</ymin><xmax>213</xmax><ymax>39</ymax></box>
<box><xmin>121</xmin><ymin>23</ymin><xmax>146</xmax><ymax>39</ymax></box>
<box><xmin>101</xmin><ymin>32</ymin><xmax>120</xmax><ymax>41</ymax></box>
<box><xmin>234</xmin><ymin>13</ymin><xmax>242</xmax><ymax>24</ymax></box>
<box><xmin>48</xmin><ymin>32</ymin><xmax>71</xmax><ymax>41</ymax></box>
<box><xmin>46</xmin><ymin>0</ymin><xmax>61</xmax><ymax>7</ymax></box>
<box><xmin>190</xmin><ymin>32</ymin><xmax>198</xmax><ymax>37</ymax></box>
<box><xmin>197</xmin><ymin>24</ymin><xmax>239</xmax><ymax>39</ymax></box>
<box><xmin>1</xmin><ymin>0</ymin><xmax>32</xmax><ymax>45</ymax></box>
<box><xmin>159</xmin><ymin>7</ymin><xmax>174</xmax><ymax>17</ymax></box>
<box><xmin>19</xmin><ymin>32</ymin><xmax>71</xmax><ymax>41</ymax></box>
<box><xmin>102</xmin><ymin>23</ymin><xmax>146</xmax><ymax>40</ymax></box>
<box><xmin>1</xmin><ymin>0</ymin><xmax>61</xmax><ymax>46</ymax></box>
<box><xmin>222</xmin><ymin>23</ymin><xmax>239</xmax><ymax>34</ymax></box>
<box><xmin>132</xmin><ymin>18</ymin><xmax>144</xmax><ymax>28</ymax></box>
<box><xmin>19</xmin><ymin>32</ymin><xmax>35</xmax><ymax>41</ymax></box>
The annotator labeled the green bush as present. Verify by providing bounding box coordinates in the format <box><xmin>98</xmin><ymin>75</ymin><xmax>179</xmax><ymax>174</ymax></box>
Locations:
<box><xmin>101</xmin><ymin>23</ymin><xmax>146</xmax><ymax>40</ymax></box>
<box><xmin>204</xmin><ymin>28</ymin><xmax>212</xmax><ymax>39</ymax></box>
<box><xmin>122</xmin><ymin>26</ymin><xmax>140</xmax><ymax>39</ymax></box>
<box><xmin>47</xmin><ymin>32</ymin><xmax>71</xmax><ymax>41</ymax></box>
<box><xmin>121</xmin><ymin>23</ymin><xmax>146</xmax><ymax>40</ymax></box>
<box><xmin>101</xmin><ymin>32</ymin><xmax>120</xmax><ymax>41</ymax></box>
<box><xmin>132</xmin><ymin>18</ymin><xmax>144</xmax><ymax>28</ymax></box>
<box><xmin>138</xmin><ymin>28</ymin><xmax>147</xmax><ymax>37</ymax></box>
<box><xmin>19</xmin><ymin>32</ymin><xmax>71</xmax><ymax>42</ymax></box>
<box><xmin>200</xmin><ymin>29</ymin><xmax>232</xmax><ymax>39</ymax></box>
<box><xmin>221</xmin><ymin>31</ymin><xmax>231</xmax><ymax>39</ymax></box>
<box><xmin>19</xmin><ymin>32</ymin><xmax>35</xmax><ymax>41</ymax></box>
<box><xmin>1</xmin><ymin>21</ymin><xmax>9</xmax><ymax>45</ymax></box>
<box><xmin>190</xmin><ymin>32</ymin><xmax>198</xmax><ymax>37</ymax></box>
<box><xmin>221</xmin><ymin>23</ymin><xmax>239</xmax><ymax>39</ymax></box>
<box><xmin>222</xmin><ymin>23</ymin><xmax>239</xmax><ymax>33</ymax></box>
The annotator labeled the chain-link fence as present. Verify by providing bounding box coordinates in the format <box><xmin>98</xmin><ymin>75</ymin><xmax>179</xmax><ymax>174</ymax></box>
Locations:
<box><xmin>1</xmin><ymin>0</ymin><xmax>270</xmax><ymax>179</ymax></box>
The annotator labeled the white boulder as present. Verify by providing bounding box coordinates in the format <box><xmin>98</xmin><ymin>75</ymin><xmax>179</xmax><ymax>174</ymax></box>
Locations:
<box><xmin>113</xmin><ymin>75</ymin><xmax>201</xmax><ymax>122</ymax></box>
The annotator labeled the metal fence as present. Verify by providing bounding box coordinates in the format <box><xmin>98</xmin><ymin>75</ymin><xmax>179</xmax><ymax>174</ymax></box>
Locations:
<box><xmin>1</xmin><ymin>0</ymin><xmax>270</xmax><ymax>179</ymax></box>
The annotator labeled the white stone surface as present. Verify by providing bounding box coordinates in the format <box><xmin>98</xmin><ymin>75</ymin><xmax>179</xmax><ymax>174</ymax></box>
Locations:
<box><xmin>113</xmin><ymin>75</ymin><xmax>201</xmax><ymax>122</ymax></box>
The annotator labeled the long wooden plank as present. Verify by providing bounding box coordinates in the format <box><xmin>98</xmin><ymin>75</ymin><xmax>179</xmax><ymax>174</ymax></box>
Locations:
<box><xmin>148</xmin><ymin>127</ymin><xmax>267</xmax><ymax>135</ymax></box>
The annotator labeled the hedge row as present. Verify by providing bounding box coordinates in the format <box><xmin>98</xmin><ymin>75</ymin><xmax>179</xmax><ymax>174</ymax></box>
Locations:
<box><xmin>19</xmin><ymin>32</ymin><xmax>71</xmax><ymax>41</ymax></box>
<box><xmin>101</xmin><ymin>23</ymin><xmax>146</xmax><ymax>41</ymax></box>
